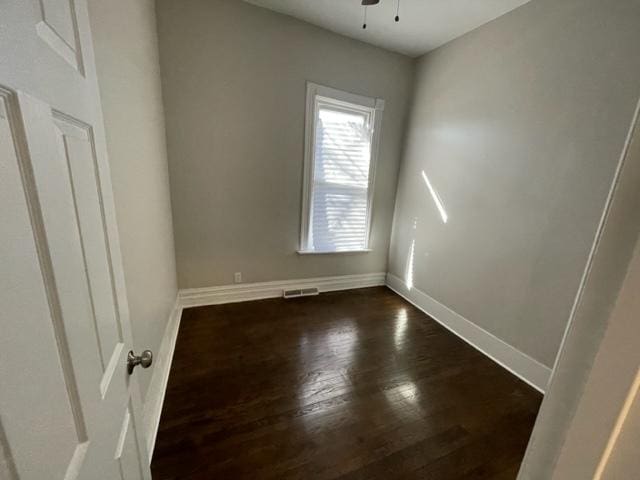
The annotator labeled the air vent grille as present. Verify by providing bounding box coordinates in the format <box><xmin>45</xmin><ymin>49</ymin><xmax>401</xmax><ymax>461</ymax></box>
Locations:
<box><xmin>283</xmin><ymin>287</ymin><xmax>319</xmax><ymax>299</ymax></box>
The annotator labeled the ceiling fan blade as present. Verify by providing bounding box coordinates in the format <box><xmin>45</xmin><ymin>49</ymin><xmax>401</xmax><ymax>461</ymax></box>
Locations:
<box><xmin>361</xmin><ymin>0</ymin><xmax>380</xmax><ymax>5</ymax></box>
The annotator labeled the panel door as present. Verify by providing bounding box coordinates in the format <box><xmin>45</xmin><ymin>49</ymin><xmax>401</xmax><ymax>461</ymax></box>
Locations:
<box><xmin>0</xmin><ymin>1</ymin><xmax>151</xmax><ymax>479</ymax></box>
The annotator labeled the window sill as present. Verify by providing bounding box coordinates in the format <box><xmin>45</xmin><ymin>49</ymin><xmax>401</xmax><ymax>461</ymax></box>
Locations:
<box><xmin>297</xmin><ymin>249</ymin><xmax>372</xmax><ymax>255</ymax></box>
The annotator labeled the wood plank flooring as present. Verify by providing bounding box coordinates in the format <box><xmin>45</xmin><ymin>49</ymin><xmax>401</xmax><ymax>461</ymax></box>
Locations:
<box><xmin>151</xmin><ymin>287</ymin><xmax>542</xmax><ymax>479</ymax></box>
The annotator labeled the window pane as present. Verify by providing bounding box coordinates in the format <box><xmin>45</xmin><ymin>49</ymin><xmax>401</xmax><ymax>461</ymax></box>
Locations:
<box><xmin>309</xmin><ymin>104</ymin><xmax>373</xmax><ymax>251</ymax></box>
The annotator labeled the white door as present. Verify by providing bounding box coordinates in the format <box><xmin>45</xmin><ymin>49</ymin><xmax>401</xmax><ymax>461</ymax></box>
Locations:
<box><xmin>0</xmin><ymin>1</ymin><xmax>152</xmax><ymax>479</ymax></box>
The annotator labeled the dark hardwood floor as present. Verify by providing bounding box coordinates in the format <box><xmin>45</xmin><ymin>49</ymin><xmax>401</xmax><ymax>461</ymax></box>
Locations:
<box><xmin>151</xmin><ymin>287</ymin><xmax>541</xmax><ymax>479</ymax></box>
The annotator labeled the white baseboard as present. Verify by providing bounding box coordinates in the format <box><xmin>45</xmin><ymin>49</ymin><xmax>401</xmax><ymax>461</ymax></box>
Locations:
<box><xmin>385</xmin><ymin>273</ymin><xmax>551</xmax><ymax>393</ymax></box>
<box><xmin>179</xmin><ymin>272</ymin><xmax>387</xmax><ymax>308</ymax></box>
<box><xmin>142</xmin><ymin>296</ymin><xmax>183</xmax><ymax>463</ymax></box>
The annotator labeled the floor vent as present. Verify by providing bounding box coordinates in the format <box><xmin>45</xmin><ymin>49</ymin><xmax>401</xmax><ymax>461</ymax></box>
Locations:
<box><xmin>283</xmin><ymin>287</ymin><xmax>320</xmax><ymax>299</ymax></box>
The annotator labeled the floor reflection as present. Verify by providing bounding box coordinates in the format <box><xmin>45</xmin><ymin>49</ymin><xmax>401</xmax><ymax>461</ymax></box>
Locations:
<box><xmin>297</xmin><ymin>321</ymin><xmax>358</xmax><ymax>430</ymax></box>
<box><xmin>394</xmin><ymin>308</ymin><xmax>408</xmax><ymax>350</ymax></box>
<box><xmin>383</xmin><ymin>379</ymin><xmax>424</xmax><ymax>422</ymax></box>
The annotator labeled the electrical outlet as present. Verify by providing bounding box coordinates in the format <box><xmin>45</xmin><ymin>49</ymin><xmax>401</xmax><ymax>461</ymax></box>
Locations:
<box><xmin>234</xmin><ymin>272</ymin><xmax>242</xmax><ymax>284</ymax></box>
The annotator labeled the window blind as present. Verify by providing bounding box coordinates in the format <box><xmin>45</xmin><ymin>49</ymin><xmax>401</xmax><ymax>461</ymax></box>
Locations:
<box><xmin>307</xmin><ymin>102</ymin><xmax>374</xmax><ymax>252</ymax></box>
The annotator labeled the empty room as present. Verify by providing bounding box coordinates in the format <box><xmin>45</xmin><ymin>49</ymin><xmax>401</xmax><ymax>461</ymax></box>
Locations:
<box><xmin>2</xmin><ymin>0</ymin><xmax>640</xmax><ymax>479</ymax></box>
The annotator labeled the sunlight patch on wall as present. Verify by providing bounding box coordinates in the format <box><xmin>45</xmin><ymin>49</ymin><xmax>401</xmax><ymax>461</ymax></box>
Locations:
<box><xmin>405</xmin><ymin>239</ymin><xmax>415</xmax><ymax>290</ymax></box>
<box><xmin>421</xmin><ymin>170</ymin><xmax>448</xmax><ymax>223</ymax></box>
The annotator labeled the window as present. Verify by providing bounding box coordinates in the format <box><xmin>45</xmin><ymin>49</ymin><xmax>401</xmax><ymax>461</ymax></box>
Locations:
<box><xmin>299</xmin><ymin>83</ymin><xmax>384</xmax><ymax>253</ymax></box>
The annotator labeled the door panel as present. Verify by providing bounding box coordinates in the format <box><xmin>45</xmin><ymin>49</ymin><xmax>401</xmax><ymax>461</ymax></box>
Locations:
<box><xmin>0</xmin><ymin>88</ymin><xmax>87</xmax><ymax>480</ymax></box>
<box><xmin>115</xmin><ymin>405</ymin><xmax>145</xmax><ymax>480</ymax></box>
<box><xmin>52</xmin><ymin>112</ymin><xmax>123</xmax><ymax>379</ymax></box>
<box><xmin>36</xmin><ymin>0</ymin><xmax>84</xmax><ymax>73</ymax></box>
<box><xmin>0</xmin><ymin>0</ymin><xmax>151</xmax><ymax>477</ymax></box>
<box><xmin>17</xmin><ymin>90</ymin><xmax>140</xmax><ymax>479</ymax></box>
<box><xmin>20</xmin><ymin>93</ymin><xmax>106</xmax><ymax>416</ymax></box>
<box><xmin>39</xmin><ymin>0</ymin><xmax>77</xmax><ymax>47</ymax></box>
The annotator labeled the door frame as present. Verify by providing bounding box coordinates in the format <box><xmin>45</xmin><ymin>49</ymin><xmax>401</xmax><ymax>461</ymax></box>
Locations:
<box><xmin>518</xmin><ymin>96</ymin><xmax>640</xmax><ymax>478</ymax></box>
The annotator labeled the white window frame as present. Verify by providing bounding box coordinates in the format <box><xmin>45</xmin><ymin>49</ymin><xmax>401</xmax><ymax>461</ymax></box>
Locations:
<box><xmin>298</xmin><ymin>82</ymin><xmax>384</xmax><ymax>254</ymax></box>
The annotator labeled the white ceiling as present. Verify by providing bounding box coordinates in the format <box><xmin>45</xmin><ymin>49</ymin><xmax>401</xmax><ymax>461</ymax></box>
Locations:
<box><xmin>243</xmin><ymin>0</ymin><xmax>531</xmax><ymax>57</ymax></box>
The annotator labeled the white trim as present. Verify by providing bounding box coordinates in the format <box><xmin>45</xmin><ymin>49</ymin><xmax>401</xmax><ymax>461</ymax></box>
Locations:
<box><xmin>300</xmin><ymin>81</ymin><xmax>384</xmax><ymax>253</ymax></box>
<box><xmin>179</xmin><ymin>272</ymin><xmax>386</xmax><ymax>308</ymax></box>
<box><xmin>549</xmin><ymin>97</ymin><xmax>640</xmax><ymax>380</ymax></box>
<box><xmin>142</xmin><ymin>295</ymin><xmax>183</xmax><ymax>463</ymax></box>
<box><xmin>386</xmin><ymin>273</ymin><xmax>551</xmax><ymax>393</ymax></box>
<box><xmin>296</xmin><ymin>249</ymin><xmax>372</xmax><ymax>255</ymax></box>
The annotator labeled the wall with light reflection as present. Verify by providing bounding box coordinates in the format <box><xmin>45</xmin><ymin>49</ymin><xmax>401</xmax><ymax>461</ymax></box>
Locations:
<box><xmin>387</xmin><ymin>0</ymin><xmax>640</xmax><ymax>368</ymax></box>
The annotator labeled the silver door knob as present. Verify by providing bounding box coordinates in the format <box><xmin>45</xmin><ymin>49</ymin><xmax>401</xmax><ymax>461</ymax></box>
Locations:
<box><xmin>127</xmin><ymin>350</ymin><xmax>153</xmax><ymax>374</ymax></box>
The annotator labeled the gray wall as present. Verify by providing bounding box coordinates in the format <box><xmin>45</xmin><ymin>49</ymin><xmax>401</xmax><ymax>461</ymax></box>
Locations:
<box><xmin>388</xmin><ymin>0</ymin><xmax>640</xmax><ymax>367</ymax></box>
<box><xmin>87</xmin><ymin>0</ymin><xmax>178</xmax><ymax>401</ymax></box>
<box><xmin>156</xmin><ymin>0</ymin><xmax>414</xmax><ymax>289</ymax></box>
